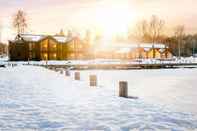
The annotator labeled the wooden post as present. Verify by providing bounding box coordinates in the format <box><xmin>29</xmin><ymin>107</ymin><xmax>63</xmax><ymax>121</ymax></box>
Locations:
<box><xmin>65</xmin><ymin>70</ymin><xmax>70</xmax><ymax>76</ymax></box>
<box><xmin>74</xmin><ymin>72</ymin><xmax>80</xmax><ymax>80</ymax></box>
<box><xmin>89</xmin><ymin>75</ymin><xmax>97</xmax><ymax>87</ymax></box>
<box><xmin>119</xmin><ymin>81</ymin><xmax>128</xmax><ymax>98</ymax></box>
<box><xmin>55</xmin><ymin>68</ymin><xmax>58</xmax><ymax>72</ymax></box>
<box><xmin>52</xmin><ymin>67</ymin><xmax>55</xmax><ymax>71</ymax></box>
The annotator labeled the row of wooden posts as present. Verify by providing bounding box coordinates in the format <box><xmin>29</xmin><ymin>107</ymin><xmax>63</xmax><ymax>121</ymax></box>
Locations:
<box><xmin>51</xmin><ymin>67</ymin><xmax>128</xmax><ymax>98</ymax></box>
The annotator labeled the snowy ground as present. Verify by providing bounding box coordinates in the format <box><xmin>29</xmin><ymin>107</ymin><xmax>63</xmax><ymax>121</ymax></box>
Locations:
<box><xmin>1</xmin><ymin>66</ymin><xmax>197</xmax><ymax>131</ymax></box>
<box><xmin>1</xmin><ymin>57</ymin><xmax>197</xmax><ymax>66</ymax></box>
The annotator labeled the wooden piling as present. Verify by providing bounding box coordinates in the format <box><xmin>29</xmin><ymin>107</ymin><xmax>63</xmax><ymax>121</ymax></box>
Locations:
<box><xmin>74</xmin><ymin>72</ymin><xmax>80</xmax><ymax>80</ymax></box>
<box><xmin>89</xmin><ymin>75</ymin><xmax>97</xmax><ymax>87</ymax></box>
<box><xmin>60</xmin><ymin>70</ymin><xmax>63</xmax><ymax>74</ymax></box>
<box><xmin>119</xmin><ymin>81</ymin><xmax>128</xmax><ymax>98</ymax></box>
<box><xmin>65</xmin><ymin>70</ymin><xmax>70</xmax><ymax>76</ymax></box>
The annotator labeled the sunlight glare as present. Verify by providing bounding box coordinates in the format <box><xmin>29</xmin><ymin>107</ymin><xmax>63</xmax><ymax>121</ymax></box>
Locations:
<box><xmin>93</xmin><ymin>1</ymin><xmax>135</xmax><ymax>41</ymax></box>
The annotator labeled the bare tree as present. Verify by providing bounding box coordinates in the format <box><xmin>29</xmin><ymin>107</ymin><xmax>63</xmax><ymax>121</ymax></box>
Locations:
<box><xmin>133</xmin><ymin>15</ymin><xmax>165</xmax><ymax>43</ymax></box>
<box><xmin>149</xmin><ymin>15</ymin><xmax>165</xmax><ymax>43</ymax></box>
<box><xmin>134</xmin><ymin>20</ymin><xmax>148</xmax><ymax>42</ymax></box>
<box><xmin>84</xmin><ymin>30</ymin><xmax>91</xmax><ymax>44</ymax></box>
<box><xmin>174</xmin><ymin>25</ymin><xmax>185</xmax><ymax>58</ymax></box>
<box><xmin>148</xmin><ymin>15</ymin><xmax>165</xmax><ymax>58</ymax></box>
<box><xmin>13</xmin><ymin>10</ymin><xmax>28</xmax><ymax>35</ymax></box>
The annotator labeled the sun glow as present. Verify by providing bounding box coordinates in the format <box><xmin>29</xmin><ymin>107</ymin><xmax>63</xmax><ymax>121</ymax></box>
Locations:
<box><xmin>93</xmin><ymin>1</ymin><xmax>135</xmax><ymax>40</ymax></box>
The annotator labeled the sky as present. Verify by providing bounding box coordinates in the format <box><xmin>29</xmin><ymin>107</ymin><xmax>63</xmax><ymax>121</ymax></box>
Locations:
<box><xmin>0</xmin><ymin>0</ymin><xmax>197</xmax><ymax>43</ymax></box>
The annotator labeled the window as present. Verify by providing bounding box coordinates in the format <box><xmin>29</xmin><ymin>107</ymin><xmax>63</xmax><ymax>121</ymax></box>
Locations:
<box><xmin>41</xmin><ymin>40</ymin><xmax>48</xmax><ymax>51</ymax></box>
<box><xmin>29</xmin><ymin>53</ymin><xmax>32</xmax><ymax>59</ymax></box>
<box><xmin>78</xmin><ymin>44</ymin><xmax>83</xmax><ymax>49</ymax></box>
<box><xmin>32</xmin><ymin>52</ymin><xmax>36</xmax><ymax>58</ymax></box>
<box><xmin>49</xmin><ymin>53</ymin><xmax>57</xmax><ymax>60</ymax></box>
<box><xmin>29</xmin><ymin>44</ymin><xmax>32</xmax><ymax>51</ymax></box>
<box><xmin>49</xmin><ymin>40</ymin><xmax>57</xmax><ymax>51</ymax></box>
<box><xmin>29</xmin><ymin>43</ymin><xmax>35</xmax><ymax>51</ymax></box>
<box><xmin>53</xmin><ymin>44</ymin><xmax>57</xmax><ymax>48</ymax></box>
<box><xmin>41</xmin><ymin>53</ymin><xmax>48</xmax><ymax>60</ymax></box>
<box><xmin>69</xmin><ymin>44</ymin><xmax>75</xmax><ymax>50</ymax></box>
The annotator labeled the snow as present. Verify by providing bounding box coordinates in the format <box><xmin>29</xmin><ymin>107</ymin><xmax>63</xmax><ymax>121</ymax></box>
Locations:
<box><xmin>95</xmin><ymin>43</ymin><xmax>167</xmax><ymax>53</ymax></box>
<box><xmin>11</xmin><ymin>34</ymin><xmax>74</xmax><ymax>43</ymax></box>
<box><xmin>53</xmin><ymin>36</ymin><xmax>71</xmax><ymax>43</ymax></box>
<box><xmin>116</xmin><ymin>48</ymin><xmax>131</xmax><ymax>53</ymax></box>
<box><xmin>14</xmin><ymin>57</ymin><xmax>197</xmax><ymax>66</ymax></box>
<box><xmin>20</xmin><ymin>34</ymin><xmax>45</xmax><ymax>42</ymax></box>
<box><xmin>1</xmin><ymin>65</ymin><xmax>197</xmax><ymax>130</ymax></box>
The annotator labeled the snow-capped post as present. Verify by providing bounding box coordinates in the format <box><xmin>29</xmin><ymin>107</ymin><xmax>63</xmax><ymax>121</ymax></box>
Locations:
<box><xmin>74</xmin><ymin>72</ymin><xmax>80</xmax><ymax>80</ymax></box>
<box><xmin>46</xmin><ymin>60</ymin><xmax>48</xmax><ymax>68</ymax></box>
<box><xmin>60</xmin><ymin>69</ymin><xmax>63</xmax><ymax>74</ymax></box>
<box><xmin>55</xmin><ymin>68</ymin><xmax>59</xmax><ymax>72</ymax></box>
<box><xmin>65</xmin><ymin>70</ymin><xmax>70</xmax><ymax>76</ymax></box>
<box><xmin>119</xmin><ymin>81</ymin><xmax>128</xmax><ymax>98</ymax></box>
<box><xmin>28</xmin><ymin>58</ymin><xmax>30</xmax><ymax>65</ymax></box>
<box><xmin>89</xmin><ymin>75</ymin><xmax>97</xmax><ymax>87</ymax></box>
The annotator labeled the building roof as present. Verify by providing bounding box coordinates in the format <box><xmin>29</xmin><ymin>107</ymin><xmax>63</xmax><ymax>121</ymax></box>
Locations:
<box><xmin>94</xmin><ymin>42</ymin><xmax>168</xmax><ymax>53</ymax></box>
<box><xmin>12</xmin><ymin>34</ymin><xmax>75</xmax><ymax>43</ymax></box>
<box><xmin>20</xmin><ymin>34</ymin><xmax>45</xmax><ymax>42</ymax></box>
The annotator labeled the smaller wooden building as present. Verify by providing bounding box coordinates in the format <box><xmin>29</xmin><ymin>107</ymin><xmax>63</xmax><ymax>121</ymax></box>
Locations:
<box><xmin>9</xmin><ymin>34</ymin><xmax>173</xmax><ymax>61</ymax></box>
<box><xmin>93</xmin><ymin>43</ymin><xmax>173</xmax><ymax>59</ymax></box>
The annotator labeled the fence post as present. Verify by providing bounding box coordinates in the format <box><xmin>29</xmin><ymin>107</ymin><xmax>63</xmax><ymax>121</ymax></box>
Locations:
<box><xmin>119</xmin><ymin>81</ymin><xmax>128</xmax><ymax>98</ymax></box>
<box><xmin>60</xmin><ymin>70</ymin><xmax>63</xmax><ymax>74</ymax></box>
<box><xmin>74</xmin><ymin>72</ymin><xmax>80</xmax><ymax>80</ymax></box>
<box><xmin>89</xmin><ymin>75</ymin><xmax>97</xmax><ymax>87</ymax></box>
<box><xmin>55</xmin><ymin>68</ymin><xmax>58</xmax><ymax>72</ymax></box>
<box><xmin>65</xmin><ymin>70</ymin><xmax>70</xmax><ymax>76</ymax></box>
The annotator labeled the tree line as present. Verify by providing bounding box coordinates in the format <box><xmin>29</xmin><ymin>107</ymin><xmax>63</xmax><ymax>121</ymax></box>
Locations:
<box><xmin>128</xmin><ymin>15</ymin><xmax>197</xmax><ymax>57</ymax></box>
<box><xmin>1</xmin><ymin>10</ymin><xmax>197</xmax><ymax>57</ymax></box>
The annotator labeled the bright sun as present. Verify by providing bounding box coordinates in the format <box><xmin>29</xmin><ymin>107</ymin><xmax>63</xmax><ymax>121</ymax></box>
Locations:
<box><xmin>93</xmin><ymin>1</ymin><xmax>135</xmax><ymax>40</ymax></box>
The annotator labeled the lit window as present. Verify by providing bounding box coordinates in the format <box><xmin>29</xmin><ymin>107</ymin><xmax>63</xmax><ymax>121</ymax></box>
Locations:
<box><xmin>78</xmin><ymin>44</ymin><xmax>82</xmax><ymax>49</ymax></box>
<box><xmin>53</xmin><ymin>53</ymin><xmax>56</xmax><ymax>58</ymax></box>
<box><xmin>43</xmin><ymin>43</ymin><xmax>47</xmax><ymax>48</ymax></box>
<box><xmin>43</xmin><ymin>53</ymin><xmax>48</xmax><ymax>60</ymax></box>
<box><xmin>53</xmin><ymin>44</ymin><xmax>57</xmax><ymax>48</ymax></box>
<box><xmin>70</xmin><ymin>53</ymin><xmax>75</xmax><ymax>58</ymax></box>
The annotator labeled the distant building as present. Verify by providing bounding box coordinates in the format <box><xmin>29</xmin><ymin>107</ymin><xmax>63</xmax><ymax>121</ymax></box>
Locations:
<box><xmin>9</xmin><ymin>34</ymin><xmax>173</xmax><ymax>61</ymax></box>
<box><xmin>0</xmin><ymin>43</ymin><xmax>7</xmax><ymax>56</ymax></box>
<box><xmin>93</xmin><ymin>43</ymin><xmax>173</xmax><ymax>59</ymax></box>
<box><xmin>9</xmin><ymin>34</ymin><xmax>89</xmax><ymax>61</ymax></box>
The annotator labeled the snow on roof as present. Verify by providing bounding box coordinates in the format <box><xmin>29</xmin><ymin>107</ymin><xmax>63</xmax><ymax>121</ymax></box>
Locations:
<box><xmin>53</xmin><ymin>36</ymin><xmax>69</xmax><ymax>43</ymax></box>
<box><xmin>136</xmin><ymin>43</ymin><xmax>166</xmax><ymax>49</ymax></box>
<box><xmin>144</xmin><ymin>48</ymin><xmax>151</xmax><ymax>52</ymax></box>
<box><xmin>20</xmin><ymin>34</ymin><xmax>45</xmax><ymax>42</ymax></box>
<box><xmin>94</xmin><ymin>42</ymin><xmax>167</xmax><ymax>53</ymax></box>
<box><xmin>159</xmin><ymin>48</ymin><xmax>165</xmax><ymax>53</ymax></box>
<box><xmin>152</xmin><ymin>43</ymin><xmax>166</xmax><ymax>48</ymax></box>
<box><xmin>116</xmin><ymin>47</ymin><xmax>131</xmax><ymax>53</ymax></box>
<box><xmin>113</xmin><ymin>43</ymin><xmax>167</xmax><ymax>50</ymax></box>
<box><xmin>18</xmin><ymin>34</ymin><xmax>74</xmax><ymax>43</ymax></box>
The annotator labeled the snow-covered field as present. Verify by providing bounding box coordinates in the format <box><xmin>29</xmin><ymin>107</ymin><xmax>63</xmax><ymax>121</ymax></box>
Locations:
<box><xmin>1</xmin><ymin>65</ymin><xmax>197</xmax><ymax>131</ymax></box>
<box><xmin>1</xmin><ymin>57</ymin><xmax>197</xmax><ymax>66</ymax></box>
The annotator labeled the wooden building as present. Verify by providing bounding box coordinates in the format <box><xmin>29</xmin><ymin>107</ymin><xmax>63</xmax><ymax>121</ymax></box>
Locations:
<box><xmin>9</xmin><ymin>34</ymin><xmax>88</xmax><ymax>61</ymax></box>
<box><xmin>9</xmin><ymin>34</ymin><xmax>172</xmax><ymax>61</ymax></box>
<box><xmin>93</xmin><ymin>43</ymin><xmax>173</xmax><ymax>59</ymax></box>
